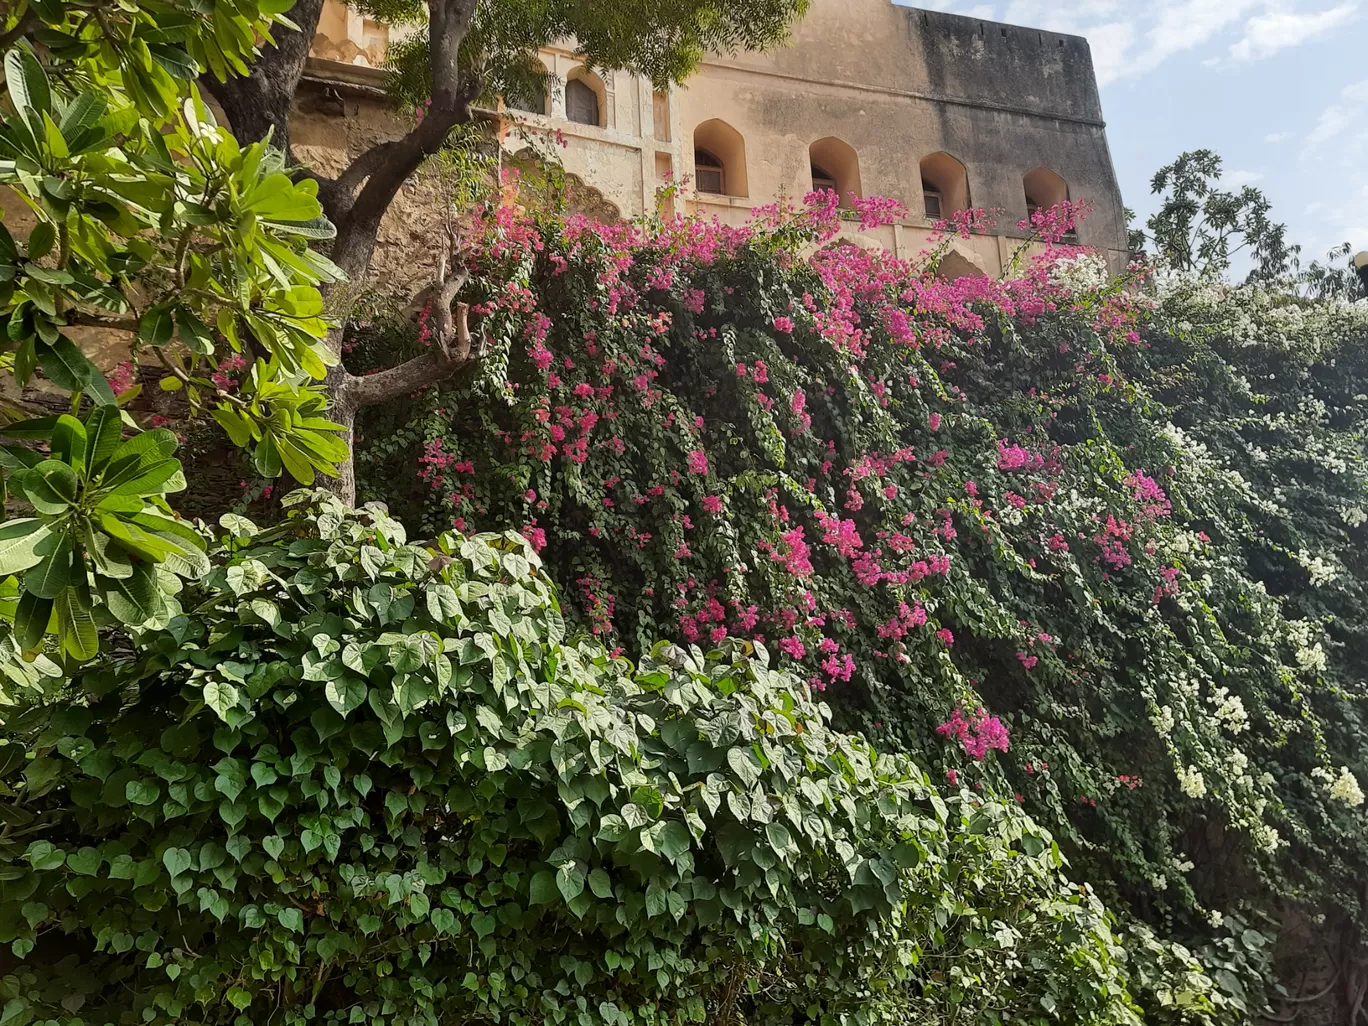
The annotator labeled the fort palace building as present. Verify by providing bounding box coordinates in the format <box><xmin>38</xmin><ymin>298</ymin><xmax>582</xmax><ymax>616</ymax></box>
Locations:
<box><xmin>296</xmin><ymin>0</ymin><xmax>1129</xmax><ymax>289</ymax></box>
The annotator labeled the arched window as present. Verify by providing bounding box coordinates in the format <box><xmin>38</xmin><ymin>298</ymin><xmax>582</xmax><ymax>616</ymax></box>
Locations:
<box><xmin>695</xmin><ymin>149</ymin><xmax>724</xmax><ymax>194</ymax></box>
<box><xmin>919</xmin><ymin>152</ymin><xmax>970</xmax><ymax>220</ymax></box>
<box><xmin>1023</xmin><ymin>166</ymin><xmax>1069</xmax><ymax>217</ymax></box>
<box><xmin>692</xmin><ymin>119</ymin><xmax>747</xmax><ymax>197</ymax></box>
<box><xmin>505</xmin><ymin>78</ymin><xmax>548</xmax><ymax>116</ymax></box>
<box><xmin>566</xmin><ymin>79</ymin><xmax>599</xmax><ymax>126</ymax></box>
<box><xmin>808</xmin><ymin>137</ymin><xmax>861</xmax><ymax>206</ymax></box>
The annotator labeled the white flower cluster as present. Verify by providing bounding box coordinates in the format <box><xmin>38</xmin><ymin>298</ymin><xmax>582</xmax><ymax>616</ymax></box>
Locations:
<box><xmin>1208</xmin><ymin>910</ymin><xmax>1224</xmax><ymax>928</ymax></box>
<box><xmin>1313</xmin><ymin>766</ymin><xmax>1365</xmax><ymax>806</ymax></box>
<box><xmin>1297</xmin><ymin>642</ymin><xmax>1328</xmax><ymax>673</ymax></box>
<box><xmin>1342</xmin><ymin>506</ymin><xmax>1367</xmax><ymax>528</ymax></box>
<box><xmin>1161</xmin><ymin>422</ymin><xmax>1212</xmax><ymax>463</ymax></box>
<box><xmin>1152</xmin><ymin>704</ymin><xmax>1175</xmax><ymax>737</ymax></box>
<box><xmin>1288</xmin><ymin>620</ymin><xmax>1328</xmax><ymax>672</ymax></box>
<box><xmin>1177</xmin><ymin>765</ymin><xmax>1207</xmax><ymax>798</ymax></box>
<box><xmin>1208</xmin><ymin>687</ymin><xmax>1248</xmax><ymax>734</ymax></box>
<box><xmin>1252</xmin><ymin>823</ymin><xmax>1281</xmax><ymax>852</ymax></box>
<box><xmin>1149</xmin><ymin>873</ymin><xmax>1168</xmax><ymax>891</ymax></box>
<box><xmin>1049</xmin><ymin>252</ymin><xmax>1110</xmax><ymax>293</ymax></box>
<box><xmin>1296</xmin><ymin>549</ymin><xmax>1338</xmax><ymax>587</ymax></box>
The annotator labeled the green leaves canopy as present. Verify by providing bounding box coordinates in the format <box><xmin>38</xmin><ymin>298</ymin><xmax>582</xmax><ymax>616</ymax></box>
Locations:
<box><xmin>0</xmin><ymin>494</ymin><xmax>1140</xmax><ymax>1025</ymax></box>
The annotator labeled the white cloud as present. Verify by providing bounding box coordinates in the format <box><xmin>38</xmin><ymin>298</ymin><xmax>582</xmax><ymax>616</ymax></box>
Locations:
<box><xmin>1342</xmin><ymin>79</ymin><xmax>1368</xmax><ymax>103</ymax></box>
<box><xmin>1228</xmin><ymin>4</ymin><xmax>1358</xmax><ymax>62</ymax></box>
<box><xmin>1223</xmin><ymin>169</ymin><xmax>1266</xmax><ymax>186</ymax></box>
<box><xmin>1308</xmin><ymin>105</ymin><xmax>1357</xmax><ymax>145</ymax></box>
<box><xmin>1087</xmin><ymin>22</ymin><xmax>1138</xmax><ymax>86</ymax></box>
<box><xmin>1265</xmin><ymin>131</ymin><xmax>1293</xmax><ymax>143</ymax></box>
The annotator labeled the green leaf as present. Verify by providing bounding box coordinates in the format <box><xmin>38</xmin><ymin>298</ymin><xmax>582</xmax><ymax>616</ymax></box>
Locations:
<box><xmin>127</xmin><ymin>779</ymin><xmax>160</xmax><ymax>806</ymax></box>
<box><xmin>58</xmin><ymin>91</ymin><xmax>106</xmax><ymax>138</ymax></box>
<box><xmin>203</xmin><ymin>680</ymin><xmax>240</xmax><ymax>718</ymax></box>
<box><xmin>13</xmin><ymin>589</ymin><xmax>52</xmax><ymax>649</ymax></box>
<box><xmin>0</xmin><ymin>519</ymin><xmax>51</xmax><ymax>575</ymax></box>
<box><xmin>138</xmin><ymin>306</ymin><xmax>175</xmax><ymax>346</ymax></box>
<box><xmin>555</xmin><ymin>863</ymin><xmax>585</xmax><ymax>904</ymax></box>
<box><xmin>55</xmin><ymin>585</ymin><xmax>96</xmax><ymax>660</ymax></box>
<box><xmin>21</xmin><ymin>460</ymin><xmax>77</xmax><ymax>513</ymax></box>
<box><xmin>25</xmin><ymin>222</ymin><xmax>54</xmax><ymax>262</ymax></box>
<box><xmin>5</xmin><ymin>47</ymin><xmax>51</xmax><ymax>117</ymax></box>
<box><xmin>23</xmin><ymin>530</ymin><xmax>70</xmax><ymax>599</ymax></box>
<box><xmin>529</xmin><ymin>870</ymin><xmax>558</xmax><ymax>905</ymax></box>
<box><xmin>50</xmin><ymin>415</ymin><xmax>87</xmax><ymax>475</ymax></box>
<box><xmin>324</xmin><ymin>676</ymin><xmax>367</xmax><ymax>716</ymax></box>
<box><xmin>588</xmin><ymin>868</ymin><xmax>612</xmax><ymax>899</ymax></box>
<box><xmin>35</xmin><ymin>337</ymin><xmax>95</xmax><ymax>391</ymax></box>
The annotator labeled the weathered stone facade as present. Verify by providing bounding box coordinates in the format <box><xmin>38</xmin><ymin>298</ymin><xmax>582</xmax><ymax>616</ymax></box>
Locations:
<box><xmin>305</xmin><ymin>0</ymin><xmax>1130</xmax><ymax>286</ymax></box>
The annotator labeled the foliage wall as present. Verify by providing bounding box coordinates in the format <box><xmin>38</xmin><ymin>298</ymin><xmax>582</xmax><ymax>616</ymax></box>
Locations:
<box><xmin>0</xmin><ymin>495</ymin><xmax>1140</xmax><ymax>1025</ymax></box>
<box><xmin>353</xmin><ymin>195</ymin><xmax>1368</xmax><ymax>1021</ymax></box>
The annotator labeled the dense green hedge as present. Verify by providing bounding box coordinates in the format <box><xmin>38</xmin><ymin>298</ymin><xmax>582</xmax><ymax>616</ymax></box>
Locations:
<box><xmin>0</xmin><ymin>494</ymin><xmax>1142</xmax><ymax>1025</ymax></box>
<box><xmin>351</xmin><ymin>199</ymin><xmax>1368</xmax><ymax>1021</ymax></box>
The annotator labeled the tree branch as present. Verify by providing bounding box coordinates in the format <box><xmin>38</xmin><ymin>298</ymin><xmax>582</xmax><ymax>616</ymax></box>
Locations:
<box><xmin>69</xmin><ymin>312</ymin><xmax>139</xmax><ymax>332</ymax></box>
<box><xmin>0</xmin><ymin>9</ymin><xmax>37</xmax><ymax>51</ymax></box>
<box><xmin>326</xmin><ymin>0</ymin><xmax>481</xmax><ymax>282</ymax></box>
<box><xmin>335</xmin><ymin>229</ymin><xmax>475</xmax><ymax>411</ymax></box>
<box><xmin>338</xmin><ymin>298</ymin><xmax>471</xmax><ymax>410</ymax></box>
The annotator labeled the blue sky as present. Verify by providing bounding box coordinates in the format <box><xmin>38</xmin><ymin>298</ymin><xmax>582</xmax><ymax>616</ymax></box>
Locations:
<box><xmin>917</xmin><ymin>0</ymin><xmax>1368</xmax><ymax>266</ymax></box>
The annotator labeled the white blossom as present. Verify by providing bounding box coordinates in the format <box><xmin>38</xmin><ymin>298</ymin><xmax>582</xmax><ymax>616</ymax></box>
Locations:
<box><xmin>1152</xmin><ymin>705</ymin><xmax>1175</xmax><ymax>737</ymax></box>
<box><xmin>1208</xmin><ymin>687</ymin><xmax>1249</xmax><ymax>733</ymax></box>
<box><xmin>1325</xmin><ymin>766</ymin><xmax>1365</xmax><ymax>806</ymax></box>
<box><xmin>1178</xmin><ymin>765</ymin><xmax>1206</xmax><ymax>798</ymax></box>
<box><xmin>1297</xmin><ymin>642</ymin><xmax>1328</xmax><ymax>673</ymax></box>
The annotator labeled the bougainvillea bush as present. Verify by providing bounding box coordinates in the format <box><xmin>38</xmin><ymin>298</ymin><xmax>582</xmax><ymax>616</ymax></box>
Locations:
<box><xmin>352</xmin><ymin>194</ymin><xmax>1368</xmax><ymax>1020</ymax></box>
<box><xmin>0</xmin><ymin>495</ymin><xmax>1142</xmax><ymax>1025</ymax></box>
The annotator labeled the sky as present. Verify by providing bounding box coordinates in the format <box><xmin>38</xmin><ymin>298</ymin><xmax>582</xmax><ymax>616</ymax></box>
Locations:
<box><xmin>914</xmin><ymin>0</ymin><xmax>1368</xmax><ymax>266</ymax></box>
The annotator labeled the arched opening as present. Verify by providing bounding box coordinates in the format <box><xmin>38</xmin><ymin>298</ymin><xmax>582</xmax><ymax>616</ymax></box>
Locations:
<box><xmin>935</xmin><ymin>249</ymin><xmax>989</xmax><ymax>281</ymax></box>
<box><xmin>1023</xmin><ymin>166</ymin><xmax>1069</xmax><ymax>217</ymax></box>
<box><xmin>565</xmin><ymin>68</ymin><xmax>605</xmax><ymax>127</ymax></box>
<box><xmin>808</xmin><ymin>137</ymin><xmax>861</xmax><ymax>206</ymax></box>
<box><xmin>919</xmin><ymin>151</ymin><xmax>970</xmax><ymax>220</ymax></box>
<box><xmin>692</xmin><ymin>119</ymin><xmax>747</xmax><ymax>197</ymax></box>
<box><xmin>504</xmin><ymin>75</ymin><xmax>548</xmax><ymax>116</ymax></box>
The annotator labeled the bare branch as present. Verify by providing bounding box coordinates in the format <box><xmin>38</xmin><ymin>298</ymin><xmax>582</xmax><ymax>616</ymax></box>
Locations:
<box><xmin>69</xmin><ymin>312</ymin><xmax>139</xmax><ymax>332</ymax></box>
<box><xmin>0</xmin><ymin>9</ymin><xmax>37</xmax><ymax>51</ymax></box>
<box><xmin>338</xmin><ymin>299</ymin><xmax>472</xmax><ymax>410</ymax></box>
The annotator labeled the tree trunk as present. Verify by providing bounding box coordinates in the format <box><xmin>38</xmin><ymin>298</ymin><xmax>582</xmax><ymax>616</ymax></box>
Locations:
<box><xmin>209</xmin><ymin>0</ymin><xmax>481</xmax><ymax>506</ymax></box>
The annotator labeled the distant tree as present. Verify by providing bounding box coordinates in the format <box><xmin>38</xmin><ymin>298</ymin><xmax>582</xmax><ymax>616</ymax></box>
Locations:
<box><xmin>205</xmin><ymin>0</ymin><xmax>810</xmax><ymax>501</ymax></box>
<box><xmin>1297</xmin><ymin>241</ymin><xmax>1368</xmax><ymax>302</ymax></box>
<box><xmin>1141</xmin><ymin>150</ymin><xmax>1294</xmax><ymax>284</ymax></box>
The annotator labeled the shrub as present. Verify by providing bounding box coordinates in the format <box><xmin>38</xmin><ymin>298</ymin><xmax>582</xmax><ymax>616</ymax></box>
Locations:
<box><xmin>0</xmin><ymin>494</ymin><xmax>1139</xmax><ymax>1025</ymax></box>
<box><xmin>352</xmin><ymin>196</ymin><xmax>1368</xmax><ymax>1019</ymax></box>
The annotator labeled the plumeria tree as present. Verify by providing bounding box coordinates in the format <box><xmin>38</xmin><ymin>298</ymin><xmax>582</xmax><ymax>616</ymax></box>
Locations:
<box><xmin>0</xmin><ymin>0</ymin><xmax>347</xmax><ymax>665</ymax></box>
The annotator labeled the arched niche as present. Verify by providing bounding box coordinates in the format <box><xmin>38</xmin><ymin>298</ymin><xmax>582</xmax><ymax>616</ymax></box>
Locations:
<box><xmin>1023</xmin><ymin>166</ymin><xmax>1069</xmax><ymax>215</ymax></box>
<box><xmin>566</xmin><ymin>67</ymin><xmax>606</xmax><ymax>127</ymax></box>
<box><xmin>919</xmin><ymin>151</ymin><xmax>970</xmax><ymax>220</ymax></box>
<box><xmin>692</xmin><ymin>118</ymin><xmax>747</xmax><ymax>197</ymax></box>
<box><xmin>808</xmin><ymin>136</ymin><xmax>861</xmax><ymax>206</ymax></box>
